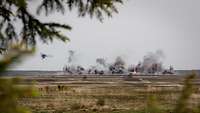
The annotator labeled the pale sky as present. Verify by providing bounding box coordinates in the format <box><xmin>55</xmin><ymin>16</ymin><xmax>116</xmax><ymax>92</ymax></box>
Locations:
<box><xmin>13</xmin><ymin>0</ymin><xmax>200</xmax><ymax>70</ymax></box>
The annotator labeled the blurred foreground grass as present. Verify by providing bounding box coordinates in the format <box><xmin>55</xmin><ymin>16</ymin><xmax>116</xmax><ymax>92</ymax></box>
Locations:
<box><xmin>0</xmin><ymin>45</ymin><xmax>38</xmax><ymax>113</ymax></box>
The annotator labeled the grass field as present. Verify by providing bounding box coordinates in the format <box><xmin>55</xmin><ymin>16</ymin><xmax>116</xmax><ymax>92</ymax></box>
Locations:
<box><xmin>14</xmin><ymin>74</ymin><xmax>200</xmax><ymax>113</ymax></box>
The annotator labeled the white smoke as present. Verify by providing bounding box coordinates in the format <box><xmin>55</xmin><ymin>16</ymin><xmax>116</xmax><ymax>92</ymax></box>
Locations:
<box><xmin>141</xmin><ymin>50</ymin><xmax>165</xmax><ymax>73</ymax></box>
<box><xmin>63</xmin><ymin>50</ymin><xmax>171</xmax><ymax>75</ymax></box>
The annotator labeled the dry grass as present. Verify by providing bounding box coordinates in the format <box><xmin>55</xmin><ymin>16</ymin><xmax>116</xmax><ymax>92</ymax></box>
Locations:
<box><xmin>17</xmin><ymin>74</ymin><xmax>200</xmax><ymax>113</ymax></box>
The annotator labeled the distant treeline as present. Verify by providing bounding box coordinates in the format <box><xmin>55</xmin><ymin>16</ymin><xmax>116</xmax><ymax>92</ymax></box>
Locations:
<box><xmin>1</xmin><ymin>70</ymin><xmax>200</xmax><ymax>76</ymax></box>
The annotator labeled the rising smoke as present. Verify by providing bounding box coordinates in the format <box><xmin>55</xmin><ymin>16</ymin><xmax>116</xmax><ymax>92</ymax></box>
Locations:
<box><xmin>63</xmin><ymin>50</ymin><xmax>173</xmax><ymax>75</ymax></box>
<box><xmin>68</xmin><ymin>50</ymin><xmax>75</xmax><ymax>63</ymax></box>
<box><xmin>108</xmin><ymin>56</ymin><xmax>126</xmax><ymax>74</ymax></box>
<box><xmin>114</xmin><ymin>56</ymin><xmax>126</xmax><ymax>66</ymax></box>
<box><xmin>63</xmin><ymin>50</ymin><xmax>85</xmax><ymax>74</ymax></box>
<box><xmin>135</xmin><ymin>50</ymin><xmax>165</xmax><ymax>74</ymax></box>
<box><xmin>96</xmin><ymin>58</ymin><xmax>107</xmax><ymax>67</ymax></box>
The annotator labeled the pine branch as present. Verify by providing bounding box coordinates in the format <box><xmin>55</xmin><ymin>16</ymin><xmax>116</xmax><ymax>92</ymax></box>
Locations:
<box><xmin>0</xmin><ymin>0</ymin><xmax>123</xmax><ymax>52</ymax></box>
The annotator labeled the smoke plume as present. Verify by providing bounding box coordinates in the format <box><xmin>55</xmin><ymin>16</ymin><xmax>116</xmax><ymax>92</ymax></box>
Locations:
<box><xmin>140</xmin><ymin>50</ymin><xmax>165</xmax><ymax>73</ymax></box>
<box><xmin>68</xmin><ymin>50</ymin><xmax>75</xmax><ymax>63</ymax></box>
<box><xmin>96</xmin><ymin>58</ymin><xmax>107</xmax><ymax>67</ymax></box>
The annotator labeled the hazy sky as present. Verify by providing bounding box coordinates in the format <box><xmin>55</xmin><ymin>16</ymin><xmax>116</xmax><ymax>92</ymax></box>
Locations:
<box><xmin>13</xmin><ymin>0</ymin><xmax>200</xmax><ymax>70</ymax></box>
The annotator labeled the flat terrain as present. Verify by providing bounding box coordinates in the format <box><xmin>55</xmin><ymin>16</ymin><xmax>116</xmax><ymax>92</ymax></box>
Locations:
<box><xmin>12</xmin><ymin>74</ymin><xmax>200</xmax><ymax>113</ymax></box>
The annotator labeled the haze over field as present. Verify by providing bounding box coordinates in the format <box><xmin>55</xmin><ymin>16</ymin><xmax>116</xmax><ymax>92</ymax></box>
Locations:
<box><xmin>13</xmin><ymin>0</ymin><xmax>200</xmax><ymax>71</ymax></box>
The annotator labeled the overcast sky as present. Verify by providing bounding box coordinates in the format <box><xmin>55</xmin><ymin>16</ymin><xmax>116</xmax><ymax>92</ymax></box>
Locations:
<box><xmin>13</xmin><ymin>0</ymin><xmax>200</xmax><ymax>70</ymax></box>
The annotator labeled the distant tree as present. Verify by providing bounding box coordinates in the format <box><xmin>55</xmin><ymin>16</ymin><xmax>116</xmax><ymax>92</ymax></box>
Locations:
<box><xmin>0</xmin><ymin>0</ymin><xmax>123</xmax><ymax>53</ymax></box>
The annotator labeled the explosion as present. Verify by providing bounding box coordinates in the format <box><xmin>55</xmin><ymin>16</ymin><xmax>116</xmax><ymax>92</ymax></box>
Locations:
<box><xmin>63</xmin><ymin>50</ymin><xmax>174</xmax><ymax>75</ymax></box>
